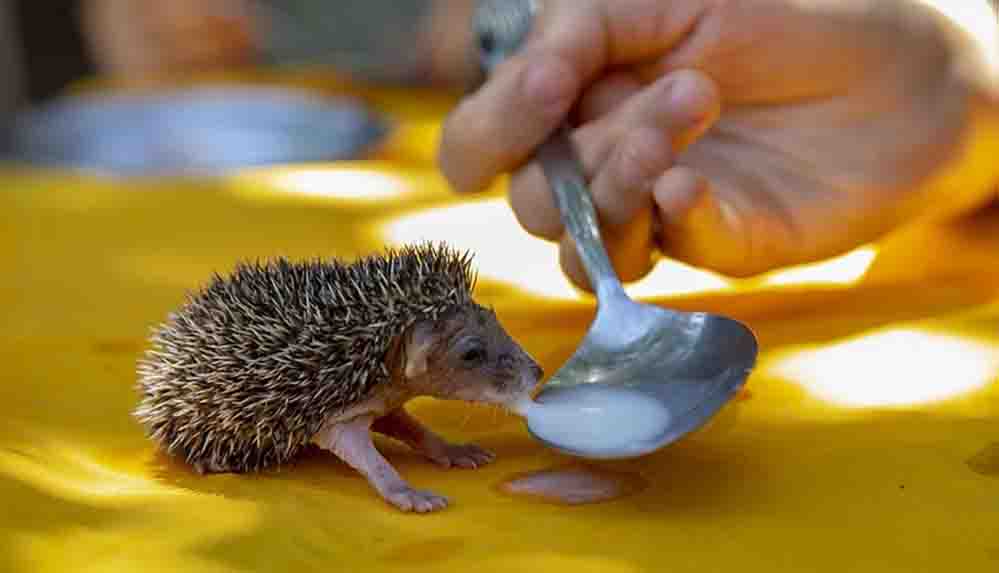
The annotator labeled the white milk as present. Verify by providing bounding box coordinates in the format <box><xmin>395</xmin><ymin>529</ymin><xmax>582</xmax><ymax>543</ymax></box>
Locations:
<box><xmin>522</xmin><ymin>384</ymin><xmax>671</xmax><ymax>458</ymax></box>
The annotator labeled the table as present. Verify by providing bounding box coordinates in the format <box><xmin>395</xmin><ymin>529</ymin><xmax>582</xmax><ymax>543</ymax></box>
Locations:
<box><xmin>2</xmin><ymin>77</ymin><xmax>997</xmax><ymax>573</ymax></box>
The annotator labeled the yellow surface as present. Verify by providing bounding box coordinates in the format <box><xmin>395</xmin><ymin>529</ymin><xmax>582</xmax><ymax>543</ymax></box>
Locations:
<box><xmin>3</xmin><ymin>82</ymin><xmax>999</xmax><ymax>573</ymax></box>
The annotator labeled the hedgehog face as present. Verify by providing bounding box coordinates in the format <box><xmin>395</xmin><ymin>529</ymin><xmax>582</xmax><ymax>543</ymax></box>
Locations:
<box><xmin>402</xmin><ymin>305</ymin><xmax>544</xmax><ymax>406</ymax></box>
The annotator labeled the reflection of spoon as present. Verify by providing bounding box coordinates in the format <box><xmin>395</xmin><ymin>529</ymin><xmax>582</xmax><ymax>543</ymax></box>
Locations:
<box><xmin>476</xmin><ymin>0</ymin><xmax>759</xmax><ymax>459</ymax></box>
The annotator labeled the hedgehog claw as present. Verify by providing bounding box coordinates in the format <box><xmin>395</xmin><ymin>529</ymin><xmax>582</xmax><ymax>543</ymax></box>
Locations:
<box><xmin>430</xmin><ymin>443</ymin><xmax>496</xmax><ymax>469</ymax></box>
<box><xmin>385</xmin><ymin>486</ymin><xmax>449</xmax><ymax>513</ymax></box>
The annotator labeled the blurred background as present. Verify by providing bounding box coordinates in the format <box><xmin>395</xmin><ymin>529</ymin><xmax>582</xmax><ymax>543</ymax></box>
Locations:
<box><xmin>0</xmin><ymin>0</ymin><xmax>482</xmax><ymax>175</ymax></box>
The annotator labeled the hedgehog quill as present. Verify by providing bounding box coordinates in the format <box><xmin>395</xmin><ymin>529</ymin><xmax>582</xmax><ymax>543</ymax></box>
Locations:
<box><xmin>134</xmin><ymin>243</ymin><xmax>543</xmax><ymax>513</ymax></box>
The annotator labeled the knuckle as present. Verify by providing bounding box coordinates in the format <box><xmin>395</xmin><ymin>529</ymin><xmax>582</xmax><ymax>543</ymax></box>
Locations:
<box><xmin>520</xmin><ymin>55</ymin><xmax>580</xmax><ymax>120</ymax></box>
<box><xmin>509</xmin><ymin>166</ymin><xmax>563</xmax><ymax>240</ymax></box>
<box><xmin>593</xmin><ymin>129</ymin><xmax>669</xmax><ymax>228</ymax></box>
<box><xmin>577</xmin><ymin>72</ymin><xmax>640</xmax><ymax>121</ymax></box>
<box><xmin>615</xmin><ymin>128</ymin><xmax>672</xmax><ymax>185</ymax></box>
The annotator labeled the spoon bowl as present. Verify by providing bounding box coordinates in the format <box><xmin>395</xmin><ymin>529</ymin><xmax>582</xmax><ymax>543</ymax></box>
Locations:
<box><xmin>523</xmin><ymin>294</ymin><xmax>758</xmax><ymax>458</ymax></box>
<box><xmin>477</xmin><ymin>0</ymin><xmax>759</xmax><ymax>458</ymax></box>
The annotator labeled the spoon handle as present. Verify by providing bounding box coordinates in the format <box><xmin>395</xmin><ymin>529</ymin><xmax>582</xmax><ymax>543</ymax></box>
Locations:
<box><xmin>473</xmin><ymin>0</ymin><xmax>626</xmax><ymax>302</ymax></box>
<box><xmin>535</xmin><ymin>125</ymin><xmax>627</xmax><ymax>302</ymax></box>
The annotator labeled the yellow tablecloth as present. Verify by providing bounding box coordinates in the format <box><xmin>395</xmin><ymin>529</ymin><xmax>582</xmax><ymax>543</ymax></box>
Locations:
<box><xmin>2</xmin><ymin>80</ymin><xmax>998</xmax><ymax>573</ymax></box>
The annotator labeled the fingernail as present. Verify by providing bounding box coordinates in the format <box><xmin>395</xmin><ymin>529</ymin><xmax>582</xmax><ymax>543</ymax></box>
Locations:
<box><xmin>667</xmin><ymin>71</ymin><xmax>720</xmax><ymax>129</ymax></box>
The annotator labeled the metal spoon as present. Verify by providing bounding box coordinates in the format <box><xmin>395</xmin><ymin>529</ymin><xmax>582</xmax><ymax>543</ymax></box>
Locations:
<box><xmin>475</xmin><ymin>0</ymin><xmax>759</xmax><ymax>459</ymax></box>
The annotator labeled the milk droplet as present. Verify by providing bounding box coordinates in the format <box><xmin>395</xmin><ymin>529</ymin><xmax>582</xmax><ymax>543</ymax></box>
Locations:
<box><xmin>524</xmin><ymin>384</ymin><xmax>670</xmax><ymax>458</ymax></box>
<box><xmin>497</xmin><ymin>464</ymin><xmax>649</xmax><ymax>505</ymax></box>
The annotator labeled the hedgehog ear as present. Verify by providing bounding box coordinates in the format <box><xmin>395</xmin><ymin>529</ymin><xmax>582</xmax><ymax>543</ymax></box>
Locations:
<box><xmin>403</xmin><ymin>320</ymin><xmax>437</xmax><ymax>380</ymax></box>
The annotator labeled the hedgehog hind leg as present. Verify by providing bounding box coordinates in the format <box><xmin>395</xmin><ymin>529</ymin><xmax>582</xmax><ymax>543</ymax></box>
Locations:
<box><xmin>177</xmin><ymin>443</ymin><xmax>239</xmax><ymax>475</ymax></box>
<box><xmin>192</xmin><ymin>459</ymin><xmax>230</xmax><ymax>475</ymax></box>
<box><xmin>171</xmin><ymin>434</ymin><xmax>257</xmax><ymax>475</ymax></box>
<box><xmin>189</xmin><ymin>441</ymin><xmax>284</xmax><ymax>475</ymax></box>
<box><xmin>312</xmin><ymin>414</ymin><xmax>450</xmax><ymax>513</ymax></box>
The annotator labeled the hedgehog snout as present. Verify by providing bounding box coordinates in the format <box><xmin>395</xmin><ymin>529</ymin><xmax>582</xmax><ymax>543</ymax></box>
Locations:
<box><xmin>487</xmin><ymin>352</ymin><xmax>543</xmax><ymax>398</ymax></box>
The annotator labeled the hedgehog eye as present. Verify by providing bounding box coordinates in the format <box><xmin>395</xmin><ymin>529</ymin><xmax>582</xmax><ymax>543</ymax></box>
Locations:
<box><xmin>461</xmin><ymin>347</ymin><xmax>486</xmax><ymax>364</ymax></box>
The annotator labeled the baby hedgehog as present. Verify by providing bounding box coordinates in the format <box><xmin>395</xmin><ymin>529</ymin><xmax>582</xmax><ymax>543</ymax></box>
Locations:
<box><xmin>134</xmin><ymin>243</ymin><xmax>543</xmax><ymax>513</ymax></box>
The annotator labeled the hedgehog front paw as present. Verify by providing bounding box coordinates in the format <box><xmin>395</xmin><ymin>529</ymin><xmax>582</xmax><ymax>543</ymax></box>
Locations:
<box><xmin>384</xmin><ymin>485</ymin><xmax>449</xmax><ymax>513</ymax></box>
<box><xmin>428</xmin><ymin>443</ymin><xmax>496</xmax><ymax>469</ymax></box>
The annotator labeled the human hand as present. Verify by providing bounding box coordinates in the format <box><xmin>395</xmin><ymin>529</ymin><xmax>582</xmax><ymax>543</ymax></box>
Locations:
<box><xmin>439</xmin><ymin>0</ymin><xmax>992</xmax><ymax>287</ymax></box>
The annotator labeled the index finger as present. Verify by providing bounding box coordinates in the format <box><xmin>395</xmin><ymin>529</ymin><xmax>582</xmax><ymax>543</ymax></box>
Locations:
<box><xmin>438</xmin><ymin>0</ymin><xmax>707</xmax><ymax>194</ymax></box>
